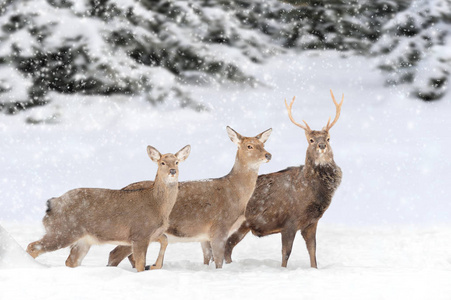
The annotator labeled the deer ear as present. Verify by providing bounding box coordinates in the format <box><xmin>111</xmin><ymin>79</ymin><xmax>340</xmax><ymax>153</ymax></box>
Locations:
<box><xmin>255</xmin><ymin>128</ymin><xmax>272</xmax><ymax>144</ymax></box>
<box><xmin>226</xmin><ymin>126</ymin><xmax>242</xmax><ymax>145</ymax></box>
<box><xmin>175</xmin><ymin>145</ymin><xmax>191</xmax><ymax>162</ymax></box>
<box><xmin>147</xmin><ymin>146</ymin><xmax>162</xmax><ymax>163</ymax></box>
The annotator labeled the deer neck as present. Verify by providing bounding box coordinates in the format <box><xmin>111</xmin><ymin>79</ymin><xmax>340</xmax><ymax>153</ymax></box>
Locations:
<box><xmin>227</xmin><ymin>155</ymin><xmax>260</xmax><ymax>207</ymax></box>
<box><xmin>229</xmin><ymin>154</ymin><xmax>259</xmax><ymax>180</ymax></box>
<box><xmin>304</xmin><ymin>154</ymin><xmax>337</xmax><ymax>178</ymax></box>
<box><xmin>153</xmin><ymin>174</ymin><xmax>179</xmax><ymax>216</ymax></box>
<box><xmin>303</xmin><ymin>152</ymin><xmax>341</xmax><ymax>206</ymax></box>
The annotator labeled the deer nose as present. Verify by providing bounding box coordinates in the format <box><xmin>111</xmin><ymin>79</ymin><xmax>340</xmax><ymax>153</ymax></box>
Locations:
<box><xmin>169</xmin><ymin>169</ymin><xmax>176</xmax><ymax>175</ymax></box>
<box><xmin>265</xmin><ymin>153</ymin><xmax>272</xmax><ymax>161</ymax></box>
<box><xmin>318</xmin><ymin>143</ymin><xmax>326</xmax><ymax>150</ymax></box>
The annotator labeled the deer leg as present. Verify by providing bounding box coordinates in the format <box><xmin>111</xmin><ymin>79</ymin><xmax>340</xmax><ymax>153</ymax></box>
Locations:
<box><xmin>108</xmin><ymin>246</ymin><xmax>132</xmax><ymax>267</ymax></box>
<box><xmin>131</xmin><ymin>240</ymin><xmax>150</xmax><ymax>272</ymax></box>
<box><xmin>66</xmin><ymin>240</ymin><xmax>91</xmax><ymax>268</ymax></box>
<box><xmin>149</xmin><ymin>234</ymin><xmax>168</xmax><ymax>270</ymax></box>
<box><xmin>210</xmin><ymin>231</ymin><xmax>228</xmax><ymax>269</ymax></box>
<box><xmin>301</xmin><ymin>222</ymin><xmax>318</xmax><ymax>268</ymax></box>
<box><xmin>127</xmin><ymin>253</ymin><xmax>136</xmax><ymax>268</ymax></box>
<box><xmin>107</xmin><ymin>245</ymin><xmax>133</xmax><ymax>267</ymax></box>
<box><xmin>27</xmin><ymin>233</ymin><xmax>77</xmax><ymax>259</ymax></box>
<box><xmin>27</xmin><ymin>240</ymin><xmax>46</xmax><ymax>258</ymax></box>
<box><xmin>281</xmin><ymin>227</ymin><xmax>297</xmax><ymax>268</ymax></box>
<box><xmin>225</xmin><ymin>222</ymin><xmax>251</xmax><ymax>264</ymax></box>
<box><xmin>201</xmin><ymin>241</ymin><xmax>213</xmax><ymax>265</ymax></box>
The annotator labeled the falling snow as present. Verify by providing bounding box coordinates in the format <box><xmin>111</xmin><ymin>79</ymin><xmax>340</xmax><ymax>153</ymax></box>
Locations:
<box><xmin>0</xmin><ymin>0</ymin><xmax>450</xmax><ymax>299</ymax></box>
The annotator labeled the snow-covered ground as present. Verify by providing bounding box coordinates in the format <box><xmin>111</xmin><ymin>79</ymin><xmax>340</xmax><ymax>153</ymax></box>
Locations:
<box><xmin>1</xmin><ymin>51</ymin><xmax>450</xmax><ymax>299</ymax></box>
<box><xmin>2</xmin><ymin>222</ymin><xmax>450</xmax><ymax>300</ymax></box>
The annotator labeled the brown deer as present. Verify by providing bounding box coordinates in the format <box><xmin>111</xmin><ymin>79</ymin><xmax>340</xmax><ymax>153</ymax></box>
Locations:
<box><xmin>222</xmin><ymin>90</ymin><xmax>343</xmax><ymax>268</ymax></box>
<box><xmin>26</xmin><ymin>145</ymin><xmax>191</xmax><ymax>272</ymax></box>
<box><xmin>107</xmin><ymin>126</ymin><xmax>272</xmax><ymax>269</ymax></box>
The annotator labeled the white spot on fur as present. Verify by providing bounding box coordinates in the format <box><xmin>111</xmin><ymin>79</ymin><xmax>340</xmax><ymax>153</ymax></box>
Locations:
<box><xmin>166</xmin><ymin>233</ymin><xmax>210</xmax><ymax>243</ymax></box>
<box><xmin>166</xmin><ymin>176</ymin><xmax>178</xmax><ymax>183</ymax></box>
<box><xmin>315</xmin><ymin>153</ymin><xmax>330</xmax><ymax>165</ymax></box>
<box><xmin>199</xmin><ymin>179</ymin><xmax>213</xmax><ymax>182</ymax></box>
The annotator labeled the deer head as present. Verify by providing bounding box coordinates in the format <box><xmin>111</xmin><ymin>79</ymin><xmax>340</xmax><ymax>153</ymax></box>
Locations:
<box><xmin>226</xmin><ymin>126</ymin><xmax>272</xmax><ymax>170</ymax></box>
<box><xmin>285</xmin><ymin>90</ymin><xmax>343</xmax><ymax>166</ymax></box>
<box><xmin>148</xmin><ymin>145</ymin><xmax>191</xmax><ymax>183</ymax></box>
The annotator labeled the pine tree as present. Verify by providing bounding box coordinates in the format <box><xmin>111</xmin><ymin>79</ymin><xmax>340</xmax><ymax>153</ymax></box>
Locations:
<box><xmin>371</xmin><ymin>0</ymin><xmax>451</xmax><ymax>100</ymax></box>
<box><xmin>0</xmin><ymin>0</ymin><xmax>449</xmax><ymax>115</ymax></box>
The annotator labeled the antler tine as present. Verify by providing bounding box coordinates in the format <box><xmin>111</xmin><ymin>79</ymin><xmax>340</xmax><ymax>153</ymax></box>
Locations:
<box><xmin>284</xmin><ymin>96</ymin><xmax>311</xmax><ymax>132</ymax></box>
<box><xmin>325</xmin><ymin>89</ymin><xmax>344</xmax><ymax>131</ymax></box>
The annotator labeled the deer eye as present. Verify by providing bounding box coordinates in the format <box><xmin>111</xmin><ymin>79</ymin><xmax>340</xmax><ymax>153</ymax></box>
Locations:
<box><xmin>327</xmin><ymin>138</ymin><xmax>330</xmax><ymax>142</ymax></box>
<box><xmin>161</xmin><ymin>162</ymin><xmax>165</xmax><ymax>166</ymax></box>
<box><xmin>247</xmin><ymin>145</ymin><xmax>253</xmax><ymax>149</ymax></box>
<box><xmin>175</xmin><ymin>161</ymin><xmax>179</xmax><ymax>165</ymax></box>
<box><xmin>309</xmin><ymin>139</ymin><xmax>314</xmax><ymax>144</ymax></box>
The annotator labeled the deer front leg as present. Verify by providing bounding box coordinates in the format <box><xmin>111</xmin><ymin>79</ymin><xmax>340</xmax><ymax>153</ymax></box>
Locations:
<box><xmin>281</xmin><ymin>226</ymin><xmax>297</xmax><ymax>268</ymax></box>
<box><xmin>225</xmin><ymin>221</ymin><xmax>251</xmax><ymax>264</ymax></box>
<box><xmin>125</xmin><ymin>236</ymin><xmax>166</xmax><ymax>270</ymax></box>
<box><xmin>131</xmin><ymin>240</ymin><xmax>149</xmax><ymax>272</ymax></box>
<box><xmin>301</xmin><ymin>222</ymin><xmax>318</xmax><ymax>268</ymax></box>
<box><xmin>201</xmin><ymin>241</ymin><xmax>213</xmax><ymax>265</ymax></box>
<box><xmin>210</xmin><ymin>230</ymin><xmax>229</xmax><ymax>269</ymax></box>
<box><xmin>66</xmin><ymin>240</ymin><xmax>91</xmax><ymax>268</ymax></box>
<box><xmin>149</xmin><ymin>234</ymin><xmax>168</xmax><ymax>270</ymax></box>
<box><xmin>107</xmin><ymin>245</ymin><xmax>133</xmax><ymax>267</ymax></box>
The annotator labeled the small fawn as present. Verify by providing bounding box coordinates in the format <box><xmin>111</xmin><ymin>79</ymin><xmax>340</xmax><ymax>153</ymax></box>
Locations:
<box><xmin>27</xmin><ymin>145</ymin><xmax>190</xmax><ymax>272</ymax></box>
<box><xmin>224</xmin><ymin>90</ymin><xmax>343</xmax><ymax>268</ymax></box>
<box><xmin>107</xmin><ymin>126</ymin><xmax>272</xmax><ymax>269</ymax></box>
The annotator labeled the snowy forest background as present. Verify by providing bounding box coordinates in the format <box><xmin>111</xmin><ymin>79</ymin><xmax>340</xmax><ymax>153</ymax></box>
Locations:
<box><xmin>1</xmin><ymin>1</ymin><xmax>451</xmax><ymax>299</ymax></box>
<box><xmin>1</xmin><ymin>0</ymin><xmax>450</xmax><ymax>116</ymax></box>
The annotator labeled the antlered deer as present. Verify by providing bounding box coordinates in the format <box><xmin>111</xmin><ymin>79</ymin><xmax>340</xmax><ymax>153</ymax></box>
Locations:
<box><xmin>27</xmin><ymin>145</ymin><xmax>191</xmax><ymax>272</ymax></box>
<box><xmin>223</xmin><ymin>90</ymin><xmax>343</xmax><ymax>268</ymax></box>
<box><xmin>107</xmin><ymin>126</ymin><xmax>272</xmax><ymax>269</ymax></box>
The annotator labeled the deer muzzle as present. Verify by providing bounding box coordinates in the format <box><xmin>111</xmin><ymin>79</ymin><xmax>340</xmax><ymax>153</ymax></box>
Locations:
<box><xmin>265</xmin><ymin>153</ymin><xmax>272</xmax><ymax>162</ymax></box>
<box><xmin>317</xmin><ymin>143</ymin><xmax>327</xmax><ymax>154</ymax></box>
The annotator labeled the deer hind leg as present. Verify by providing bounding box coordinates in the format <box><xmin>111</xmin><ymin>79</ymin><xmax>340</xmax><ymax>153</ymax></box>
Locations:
<box><xmin>127</xmin><ymin>253</ymin><xmax>136</xmax><ymax>268</ymax></box>
<box><xmin>225</xmin><ymin>222</ymin><xmax>251</xmax><ymax>264</ymax></box>
<box><xmin>131</xmin><ymin>240</ymin><xmax>150</xmax><ymax>272</ymax></box>
<box><xmin>108</xmin><ymin>246</ymin><xmax>133</xmax><ymax>267</ymax></box>
<box><xmin>27</xmin><ymin>240</ymin><xmax>45</xmax><ymax>258</ymax></box>
<box><xmin>201</xmin><ymin>241</ymin><xmax>213</xmax><ymax>265</ymax></box>
<box><xmin>149</xmin><ymin>234</ymin><xmax>168</xmax><ymax>270</ymax></box>
<box><xmin>27</xmin><ymin>233</ymin><xmax>78</xmax><ymax>259</ymax></box>
<box><xmin>66</xmin><ymin>239</ymin><xmax>91</xmax><ymax>268</ymax></box>
<box><xmin>301</xmin><ymin>222</ymin><xmax>318</xmax><ymax>268</ymax></box>
<box><xmin>281</xmin><ymin>227</ymin><xmax>297</xmax><ymax>268</ymax></box>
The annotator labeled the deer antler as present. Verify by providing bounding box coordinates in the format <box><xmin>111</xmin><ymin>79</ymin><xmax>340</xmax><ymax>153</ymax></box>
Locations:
<box><xmin>284</xmin><ymin>97</ymin><xmax>311</xmax><ymax>132</ymax></box>
<box><xmin>324</xmin><ymin>90</ymin><xmax>344</xmax><ymax>131</ymax></box>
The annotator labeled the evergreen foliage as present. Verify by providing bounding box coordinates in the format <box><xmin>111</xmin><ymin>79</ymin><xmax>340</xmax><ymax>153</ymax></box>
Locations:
<box><xmin>371</xmin><ymin>0</ymin><xmax>451</xmax><ymax>101</ymax></box>
<box><xmin>0</xmin><ymin>0</ymin><xmax>449</xmax><ymax>114</ymax></box>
